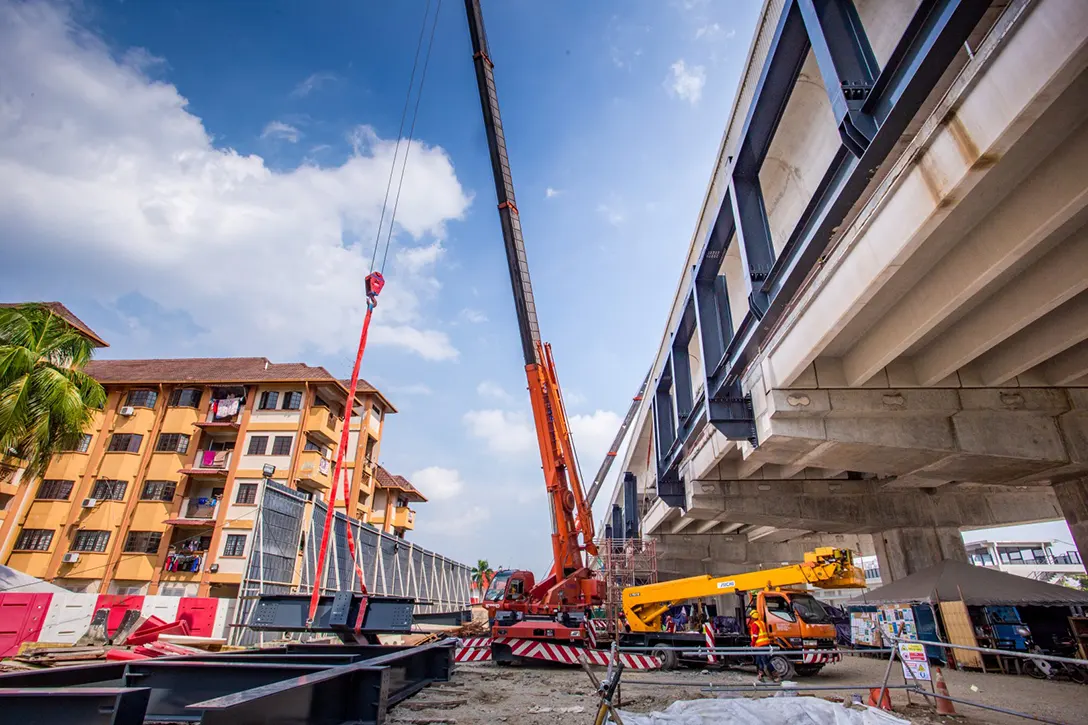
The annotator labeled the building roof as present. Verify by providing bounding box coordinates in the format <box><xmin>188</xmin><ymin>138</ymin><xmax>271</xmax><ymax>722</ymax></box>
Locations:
<box><xmin>0</xmin><ymin>301</ymin><xmax>109</xmax><ymax>347</ymax></box>
<box><xmin>341</xmin><ymin>378</ymin><xmax>397</xmax><ymax>414</ymax></box>
<box><xmin>374</xmin><ymin>464</ymin><xmax>427</xmax><ymax>502</ymax></box>
<box><xmin>81</xmin><ymin>359</ymin><xmax>394</xmax><ymax>413</ymax></box>
<box><xmin>848</xmin><ymin>560</ymin><xmax>1088</xmax><ymax>607</ymax></box>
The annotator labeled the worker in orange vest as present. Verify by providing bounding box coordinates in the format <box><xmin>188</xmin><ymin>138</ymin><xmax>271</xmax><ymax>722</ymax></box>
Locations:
<box><xmin>748</xmin><ymin>609</ymin><xmax>775</xmax><ymax>682</ymax></box>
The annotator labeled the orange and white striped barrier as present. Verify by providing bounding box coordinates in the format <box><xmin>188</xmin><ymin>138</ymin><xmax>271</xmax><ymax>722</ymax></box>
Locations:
<box><xmin>703</xmin><ymin>624</ymin><xmax>717</xmax><ymax>664</ymax></box>
<box><xmin>453</xmin><ymin>637</ymin><xmax>661</xmax><ymax>669</ymax></box>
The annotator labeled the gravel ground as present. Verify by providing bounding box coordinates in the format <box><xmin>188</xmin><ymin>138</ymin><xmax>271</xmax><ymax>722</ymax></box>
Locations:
<box><xmin>390</xmin><ymin>655</ymin><xmax>1087</xmax><ymax>725</ymax></box>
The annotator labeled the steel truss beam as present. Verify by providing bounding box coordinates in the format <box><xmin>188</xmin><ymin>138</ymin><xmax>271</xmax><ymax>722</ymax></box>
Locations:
<box><xmin>647</xmin><ymin>0</ymin><xmax>991</xmax><ymax>496</ymax></box>
<box><xmin>0</xmin><ymin>640</ymin><xmax>454</xmax><ymax>725</ymax></box>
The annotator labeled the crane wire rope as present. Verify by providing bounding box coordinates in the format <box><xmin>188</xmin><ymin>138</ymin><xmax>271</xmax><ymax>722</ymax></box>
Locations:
<box><xmin>308</xmin><ymin>0</ymin><xmax>443</xmax><ymax>627</ymax></box>
<box><xmin>369</xmin><ymin>0</ymin><xmax>434</xmax><ymax>273</ymax></box>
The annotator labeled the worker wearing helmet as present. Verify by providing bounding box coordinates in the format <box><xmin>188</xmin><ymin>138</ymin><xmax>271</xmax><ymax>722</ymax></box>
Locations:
<box><xmin>748</xmin><ymin>609</ymin><xmax>774</xmax><ymax>682</ymax></box>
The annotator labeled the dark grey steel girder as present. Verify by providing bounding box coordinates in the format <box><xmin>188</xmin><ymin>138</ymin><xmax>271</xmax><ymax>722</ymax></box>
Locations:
<box><xmin>649</xmin><ymin>0</ymin><xmax>991</xmax><ymax>495</ymax></box>
<box><xmin>0</xmin><ymin>640</ymin><xmax>455</xmax><ymax>725</ymax></box>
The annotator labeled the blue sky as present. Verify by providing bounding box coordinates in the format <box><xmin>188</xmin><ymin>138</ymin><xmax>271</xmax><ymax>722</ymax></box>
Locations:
<box><xmin>0</xmin><ymin>0</ymin><xmax>1074</xmax><ymax>572</ymax></box>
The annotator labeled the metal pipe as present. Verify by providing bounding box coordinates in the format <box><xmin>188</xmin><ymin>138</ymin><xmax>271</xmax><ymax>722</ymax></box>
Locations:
<box><xmin>619</xmin><ymin>646</ymin><xmax>894</xmax><ymax>656</ymax></box>
<box><xmin>876</xmin><ymin>638</ymin><xmax>898</xmax><ymax>712</ymax></box>
<box><xmin>892</xmin><ymin>637</ymin><xmax>1088</xmax><ymax>667</ymax></box>
<box><xmin>908</xmin><ymin>688</ymin><xmax>1066</xmax><ymax>725</ymax></box>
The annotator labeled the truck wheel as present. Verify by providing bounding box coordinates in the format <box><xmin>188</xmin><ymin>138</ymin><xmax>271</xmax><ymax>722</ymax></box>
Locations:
<box><xmin>651</xmin><ymin>645</ymin><xmax>679</xmax><ymax>671</ymax></box>
<box><xmin>768</xmin><ymin>655</ymin><xmax>795</xmax><ymax>680</ymax></box>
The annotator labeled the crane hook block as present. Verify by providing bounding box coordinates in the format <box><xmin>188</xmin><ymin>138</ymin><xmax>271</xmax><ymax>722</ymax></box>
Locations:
<box><xmin>365</xmin><ymin>271</ymin><xmax>385</xmax><ymax>308</ymax></box>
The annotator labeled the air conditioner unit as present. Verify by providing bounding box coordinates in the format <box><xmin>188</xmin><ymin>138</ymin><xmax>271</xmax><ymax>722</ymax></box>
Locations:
<box><xmin>81</xmin><ymin>498</ymin><xmax>98</xmax><ymax>508</ymax></box>
<box><xmin>61</xmin><ymin>552</ymin><xmax>80</xmax><ymax>564</ymax></box>
<box><xmin>119</xmin><ymin>406</ymin><xmax>135</xmax><ymax>416</ymax></box>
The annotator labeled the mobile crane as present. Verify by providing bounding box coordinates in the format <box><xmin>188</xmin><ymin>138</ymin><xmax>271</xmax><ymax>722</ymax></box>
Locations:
<box><xmin>622</xmin><ymin>547</ymin><xmax>866</xmax><ymax>675</ymax></box>
<box><xmin>463</xmin><ymin>0</ymin><xmax>605</xmax><ymax>664</ymax></box>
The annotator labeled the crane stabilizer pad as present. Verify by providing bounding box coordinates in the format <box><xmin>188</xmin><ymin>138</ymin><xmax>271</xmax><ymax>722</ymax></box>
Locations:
<box><xmin>248</xmin><ymin>593</ymin><xmax>415</xmax><ymax>633</ymax></box>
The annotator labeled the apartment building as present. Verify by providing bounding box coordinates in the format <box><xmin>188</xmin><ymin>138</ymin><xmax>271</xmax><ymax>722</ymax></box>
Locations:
<box><xmin>371</xmin><ymin>464</ymin><xmax>427</xmax><ymax>538</ymax></box>
<box><xmin>0</xmin><ymin>355</ymin><xmax>414</xmax><ymax>597</ymax></box>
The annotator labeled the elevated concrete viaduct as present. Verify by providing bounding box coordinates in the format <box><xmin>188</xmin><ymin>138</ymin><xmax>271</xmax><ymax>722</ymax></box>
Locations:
<box><xmin>604</xmin><ymin>0</ymin><xmax>1088</xmax><ymax>583</ymax></box>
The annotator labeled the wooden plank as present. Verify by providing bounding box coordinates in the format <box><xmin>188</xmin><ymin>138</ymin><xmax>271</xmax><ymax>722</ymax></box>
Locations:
<box><xmin>939</xmin><ymin>601</ymin><xmax>983</xmax><ymax>669</ymax></box>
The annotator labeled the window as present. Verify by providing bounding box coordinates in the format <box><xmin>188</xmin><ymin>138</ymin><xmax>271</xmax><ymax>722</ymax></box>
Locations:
<box><xmin>364</xmin><ymin>436</ymin><xmax>376</xmax><ymax>462</ymax></box>
<box><xmin>14</xmin><ymin>528</ymin><xmax>53</xmax><ymax>551</ymax></box>
<box><xmin>107</xmin><ymin>433</ymin><xmax>143</xmax><ymax>453</ymax></box>
<box><xmin>371</xmin><ymin>404</ymin><xmax>383</xmax><ymax>422</ymax></box>
<box><xmin>64</xmin><ymin>434</ymin><xmax>92</xmax><ymax>453</ymax></box>
<box><xmin>125</xmin><ymin>389</ymin><xmax>158</xmax><ymax>408</ymax></box>
<box><xmin>197</xmin><ymin>534</ymin><xmax>213</xmax><ymax>551</ymax></box>
<box><xmin>223</xmin><ymin>533</ymin><xmax>247</xmax><ymax>557</ymax></box>
<box><xmin>271</xmin><ymin>436</ymin><xmax>293</xmax><ymax>456</ymax></box>
<box><xmin>258</xmin><ymin>391</ymin><xmax>279</xmax><ymax>410</ymax></box>
<box><xmin>155</xmin><ymin>433</ymin><xmax>190</xmax><ymax>454</ymax></box>
<box><xmin>235</xmin><ymin>483</ymin><xmax>258</xmax><ymax>504</ymax></box>
<box><xmin>168</xmin><ymin>388</ymin><xmax>202</xmax><ymax>408</ymax></box>
<box><xmin>72</xmin><ymin>530</ymin><xmax>110</xmax><ymax>552</ymax></box>
<box><xmin>282</xmin><ymin>391</ymin><xmax>303</xmax><ymax>410</ymax></box>
<box><xmin>247</xmin><ymin>435</ymin><xmax>269</xmax><ymax>455</ymax></box>
<box><xmin>763</xmin><ymin>595</ymin><xmax>796</xmax><ymax>622</ymax></box>
<box><xmin>123</xmin><ymin>531</ymin><xmax>162</xmax><ymax>554</ymax></box>
<box><xmin>91</xmin><ymin>479</ymin><xmax>127</xmax><ymax>501</ymax></box>
<box><xmin>141</xmin><ymin>480</ymin><xmax>176</xmax><ymax>501</ymax></box>
<box><xmin>37</xmin><ymin>479</ymin><xmax>74</xmax><ymax>500</ymax></box>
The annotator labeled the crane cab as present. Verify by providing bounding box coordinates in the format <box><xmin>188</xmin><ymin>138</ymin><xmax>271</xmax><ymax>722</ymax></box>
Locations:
<box><xmin>482</xmin><ymin>569</ymin><xmax>536</xmax><ymax>623</ymax></box>
<box><xmin>754</xmin><ymin>589</ymin><xmax>838</xmax><ymax>650</ymax></box>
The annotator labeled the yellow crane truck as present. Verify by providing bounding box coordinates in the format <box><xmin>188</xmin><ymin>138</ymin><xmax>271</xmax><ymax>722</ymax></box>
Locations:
<box><xmin>621</xmin><ymin>547</ymin><xmax>866</xmax><ymax>677</ymax></box>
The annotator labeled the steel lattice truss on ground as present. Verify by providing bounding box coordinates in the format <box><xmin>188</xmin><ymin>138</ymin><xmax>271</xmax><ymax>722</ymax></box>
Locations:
<box><xmin>232</xmin><ymin>481</ymin><xmax>471</xmax><ymax>646</ymax></box>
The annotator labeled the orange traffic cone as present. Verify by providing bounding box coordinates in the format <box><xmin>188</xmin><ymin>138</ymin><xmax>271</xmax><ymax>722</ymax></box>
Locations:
<box><xmin>867</xmin><ymin>687</ymin><xmax>892</xmax><ymax>710</ymax></box>
<box><xmin>933</xmin><ymin>666</ymin><xmax>957</xmax><ymax>715</ymax></box>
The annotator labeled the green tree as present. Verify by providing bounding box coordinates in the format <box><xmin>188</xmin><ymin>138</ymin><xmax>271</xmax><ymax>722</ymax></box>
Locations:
<box><xmin>0</xmin><ymin>304</ymin><xmax>106</xmax><ymax>480</ymax></box>
<box><xmin>471</xmin><ymin>559</ymin><xmax>495</xmax><ymax>590</ymax></box>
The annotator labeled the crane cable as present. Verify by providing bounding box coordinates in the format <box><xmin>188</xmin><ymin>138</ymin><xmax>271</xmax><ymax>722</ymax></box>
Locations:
<box><xmin>307</xmin><ymin>0</ymin><xmax>443</xmax><ymax>628</ymax></box>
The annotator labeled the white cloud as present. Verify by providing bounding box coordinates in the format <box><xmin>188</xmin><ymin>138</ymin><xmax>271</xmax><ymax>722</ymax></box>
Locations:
<box><xmin>389</xmin><ymin>383</ymin><xmax>432</xmax><ymax>395</ymax></box>
<box><xmin>291</xmin><ymin>71</ymin><xmax>337</xmax><ymax>98</ymax></box>
<box><xmin>545</xmin><ymin>187</ymin><xmax>562</xmax><ymax>199</ymax></box>
<box><xmin>421</xmin><ymin>503</ymin><xmax>491</xmax><ymax>536</ymax></box>
<box><xmin>597</xmin><ymin>203</ymin><xmax>626</xmax><ymax>226</ymax></box>
<box><xmin>261</xmin><ymin>120</ymin><xmax>301</xmax><ymax>143</ymax></box>
<box><xmin>464</xmin><ymin>409</ymin><xmax>536</xmax><ymax>455</ymax></box>
<box><xmin>665</xmin><ymin>59</ymin><xmax>706</xmax><ymax>105</ymax></box>
<box><xmin>0</xmin><ymin>1</ymin><xmax>470</xmax><ymax>361</ymax></box>
<box><xmin>695</xmin><ymin>22</ymin><xmax>720</xmax><ymax>39</ymax></box>
<box><xmin>569</xmin><ymin>410</ymin><xmax>622</xmax><ymax>473</ymax></box>
<box><xmin>409</xmin><ymin>466</ymin><xmax>464</xmax><ymax>501</ymax></box>
<box><xmin>476</xmin><ymin>381</ymin><xmax>512</xmax><ymax>401</ymax></box>
<box><xmin>459</xmin><ymin>308</ymin><xmax>488</xmax><ymax>324</ymax></box>
<box><xmin>395</xmin><ymin>240</ymin><xmax>444</xmax><ymax>273</ymax></box>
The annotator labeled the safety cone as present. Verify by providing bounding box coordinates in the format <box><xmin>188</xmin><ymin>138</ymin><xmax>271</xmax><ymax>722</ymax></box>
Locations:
<box><xmin>867</xmin><ymin>687</ymin><xmax>892</xmax><ymax>710</ymax></box>
<box><xmin>933</xmin><ymin>666</ymin><xmax>957</xmax><ymax>715</ymax></box>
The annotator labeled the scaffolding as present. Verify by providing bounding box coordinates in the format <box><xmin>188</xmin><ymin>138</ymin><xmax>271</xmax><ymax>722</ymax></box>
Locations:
<box><xmin>599</xmin><ymin>537</ymin><xmax>658</xmax><ymax>635</ymax></box>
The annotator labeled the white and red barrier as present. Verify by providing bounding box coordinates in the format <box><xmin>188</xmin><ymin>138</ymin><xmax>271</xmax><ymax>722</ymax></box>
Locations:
<box><xmin>453</xmin><ymin>637</ymin><xmax>661</xmax><ymax>670</ymax></box>
<box><xmin>0</xmin><ymin>592</ymin><xmax>232</xmax><ymax>657</ymax></box>
<box><xmin>703</xmin><ymin>624</ymin><xmax>717</xmax><ymax>664</ymax></box>
<box><xmin>801</xmin><ymin>650</ymin><xmax>841</xmax><ymax>664</ymax></box>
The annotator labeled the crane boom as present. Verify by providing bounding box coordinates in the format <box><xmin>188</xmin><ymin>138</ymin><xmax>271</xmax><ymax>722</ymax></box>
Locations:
<box><xmin>463</xmin><ymin>0</ymin><xmax>598</xmax><ymax>596</ymax></box>
<box><xmin>586</xmin><ymin>370</ymin><xmax>650</xmax><ymax>506</ymax></box>
<box><xmin>622</xmin><ymin>548</ymin><xmax>865</xmax><ymax>632</ymax></box>
<box><xmin>464</xmin><ymin>0</ymin><xmax>540</xmax><ymax>366</ymax></box>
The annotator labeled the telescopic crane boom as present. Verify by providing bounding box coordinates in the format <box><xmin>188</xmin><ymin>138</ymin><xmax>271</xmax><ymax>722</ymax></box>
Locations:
<box><xmin>464</xmin><ymin>0</ymin><xmax>598</xmax><ymax>607</ymax></box>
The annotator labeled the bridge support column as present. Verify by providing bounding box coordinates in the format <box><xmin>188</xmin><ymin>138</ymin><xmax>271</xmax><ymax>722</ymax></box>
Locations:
<box><xmin>873</xmin><ymin>526</ymin><xmax>966</xmax><ymax>583</ymax></box>
<box><xmin>1053</xmin><ymin>479</ymin><xmax>1088</xmax><ymax>565</ymax></box>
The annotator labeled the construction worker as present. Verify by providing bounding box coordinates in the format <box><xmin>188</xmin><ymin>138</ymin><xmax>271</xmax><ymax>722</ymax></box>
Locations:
<box><xmin>748</xmin><ymin>609</ymin><xmax>775</xmax><ymax>682</ymax></box>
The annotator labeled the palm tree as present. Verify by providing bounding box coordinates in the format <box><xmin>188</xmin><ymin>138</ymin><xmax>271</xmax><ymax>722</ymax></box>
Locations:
<box><xmin>0</xmin><ymin>304</ymin><xmax>106</xmax><ymax>480</ymax></box>
<box><xmin>471</xmin><ymin>559</ymin><xmax>495</xmax><ymax>590</ymax></box>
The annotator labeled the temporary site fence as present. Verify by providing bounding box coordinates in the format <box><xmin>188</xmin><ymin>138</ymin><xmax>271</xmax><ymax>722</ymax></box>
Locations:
<box><xmin>230</xmin><ymin>480</ymin><xmax>471</xmax><ymax>645</ymax></box>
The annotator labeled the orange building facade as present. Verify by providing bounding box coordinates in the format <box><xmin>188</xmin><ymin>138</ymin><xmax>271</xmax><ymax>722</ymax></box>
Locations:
<box><xmin>0</xmin><ymin>355</ymin><xmax>423</xmax><ymax>597</ymax></box>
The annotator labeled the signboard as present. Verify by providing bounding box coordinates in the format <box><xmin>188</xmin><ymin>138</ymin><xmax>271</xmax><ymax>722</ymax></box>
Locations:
<box><xmin>898</xmin><ymin>641</ymin><xmax>931</xmax><ymax>681</ymax></box>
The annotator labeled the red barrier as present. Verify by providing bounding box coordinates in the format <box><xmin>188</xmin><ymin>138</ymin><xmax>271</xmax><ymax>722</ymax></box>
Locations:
<box><xmin>94</xmin><ymin>595</ymin><xmax>145</xmax><ymax>636</ymax></box>
<box><xmin>0</xmin><ymin>593</ymin><xmax>52</xmax><ymax>657</ymax></box>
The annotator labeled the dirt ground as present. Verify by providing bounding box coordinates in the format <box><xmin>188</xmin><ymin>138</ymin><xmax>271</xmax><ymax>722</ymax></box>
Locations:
<box><xmin>391</xmin><ymin>655</ymin><xmax>1088</xmax><ymax>725</ymax></box>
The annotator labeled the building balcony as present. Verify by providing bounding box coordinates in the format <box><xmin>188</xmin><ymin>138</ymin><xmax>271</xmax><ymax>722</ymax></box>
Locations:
<box><xmin>392</xmin><ymin>506</ymin><xmax>415</xmax><ymax>530</ymax></box>
<box><xmin>179</xmin><ymin>450</ymin><xmax>232</xmax><ymax>476</ymax></box>
<box><xmin>164</xmin><ymin>497</ymin><xmax>219</xmax><ymax>526</ymax></box>
<box><xmin>305</xmin><ymin>407</ymin><xmax>342</xmax><ymax>446</ymax></box>
<box><xmin>196</xmin><ymin>398</ymin><xmax>244</xmax><ymax>429</ymax></box>
<box><xmin>297</xmin><ymin>451</ymin><xmax>332</xmax><ymax>490</ymax></box>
